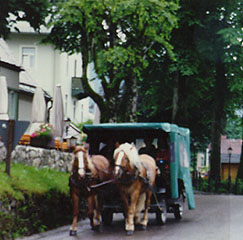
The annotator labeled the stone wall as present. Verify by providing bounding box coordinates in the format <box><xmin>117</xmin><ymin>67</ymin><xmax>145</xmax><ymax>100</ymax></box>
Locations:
<box><xmin>0</xmin><ymin>141</ymin><xmax>7</xmax><ymax>162</ymax></box>
<box><xmin>0</xmin><ymin>144</ymin><xmax>74</xmax><ymax>172</ymax></box>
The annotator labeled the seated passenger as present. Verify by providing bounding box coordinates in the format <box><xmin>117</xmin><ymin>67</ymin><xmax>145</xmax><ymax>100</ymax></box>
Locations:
<box><xmin>99</xmin><ymin>138</ymin><xmax>115</xmax><ymax>165</ymax></box>
<box><xmin>139</xmin><ymin>137</ymin><xmax>156</xmax><ymax>159</ymax></box>
<box><xmin>155</xmin><ymin>137</ymin><xmax>170</xmax><ymax>190</ymax></box>
<box><xmin>155</xmin><ymin>137</ymin><xmax>170</xmax><ymax>162</ymax></box>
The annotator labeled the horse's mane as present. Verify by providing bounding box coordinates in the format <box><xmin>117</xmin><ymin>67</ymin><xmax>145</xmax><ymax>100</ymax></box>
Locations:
<box><xmin>73</xmin><ymin>146</ymin><xmax>86</xmax><ymax>155</ymax></box>
<box><xmin>114</xmin><ymin>143</ymin><xmax>141</xmax><ymax>171</ymax></box>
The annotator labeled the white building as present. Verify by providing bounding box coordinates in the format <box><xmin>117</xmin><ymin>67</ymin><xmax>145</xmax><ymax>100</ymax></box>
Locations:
<box><xmin>6</xmin><ymin>22</ymin><xmax>95</xmax><ymax>124</ymax></box>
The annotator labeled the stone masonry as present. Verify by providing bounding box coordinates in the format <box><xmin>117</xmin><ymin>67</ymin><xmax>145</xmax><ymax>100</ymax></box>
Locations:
<box><xmin>0</xmin><ymin>144</ymin><xmax>74</xmax><ymax>173</ymax></box>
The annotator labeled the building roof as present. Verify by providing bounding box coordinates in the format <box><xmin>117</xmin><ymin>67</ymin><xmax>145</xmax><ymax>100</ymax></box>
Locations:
<box><xmin>10</xmin><ymin>20</ymin><xmax>50</xmax><ymax>34</ymax></box>
<box><xmin>0</xmin><ymin>38</ymin><xmax>22</xmax><ymax>71</ymax></box>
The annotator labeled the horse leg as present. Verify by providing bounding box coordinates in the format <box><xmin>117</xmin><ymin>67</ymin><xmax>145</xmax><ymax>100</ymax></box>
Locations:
<box><xmin>125</xmin><ymin>189</ymin><xmax>140</xmax><ymax>235</ymax></box>
<box><xmin>134</xmin><ymin>192</ymin><xmax>146</xmax><ymax>225</ymax></box>
<box><xmin>88</xmin><ymin>195</ymin><xmax>95</xmax><ymax>229</ymax></box>
<box><xmin>88</xmin><ymin>194</ymin><xmax>100</xmax><ymax>231</ymax></box>
<box><xmin>70</xmin><ymin>188</ymin><xmax>79</xmax><ymax>236</ymax></box>
<box><xmin>120</xmin><ymin>192</ymin><xmax>129</xmax><ymax>218</ymax></box>
<box><xmin>93</xmin><ymin>195</ymin><xmax>101</xmax><ymax>231</ymax></box>
<box><xmin>140</xmin><ymin>191</ymin><xmax>153</xmax><ymax>230</ymax></box>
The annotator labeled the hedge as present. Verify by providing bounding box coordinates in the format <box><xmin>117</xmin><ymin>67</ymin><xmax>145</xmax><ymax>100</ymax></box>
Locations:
<box><xmin>0</xmin><ymin>163</ymin><xmax>86</xmax><ymax>240</ymax></box>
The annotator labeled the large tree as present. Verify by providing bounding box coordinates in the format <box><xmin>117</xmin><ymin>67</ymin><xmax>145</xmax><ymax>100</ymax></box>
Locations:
<box><xmin>0</xmin><ymin>0</ymin><xmax>50</xmax><ymax>38</ymax></box>
<box><xmin>44</xmin><ymin>0</ymin><xmax>179</xmax><ymax>122</ymax></box>
<box><xmin>137</xmin><ymin>0</ymin><xmax>242</xmax><ymax>184</ymax></box>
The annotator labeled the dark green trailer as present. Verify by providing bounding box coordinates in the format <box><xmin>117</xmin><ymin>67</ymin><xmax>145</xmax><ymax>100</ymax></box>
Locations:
<box><xmin>83</xmin><ymin>122</ymin><xmax>195</xmax><ymax>224</ymax></box>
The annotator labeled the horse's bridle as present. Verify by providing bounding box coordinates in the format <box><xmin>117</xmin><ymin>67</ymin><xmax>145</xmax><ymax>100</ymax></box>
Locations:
<box><xmin>114</xmin><ymin>151</ymin><xmax>128</xmax><ymax>171</ymax></box>
<box><xmin>114</xmin><ymin>150</ymin><xmax>138</xmax><ymax>185</ymax></box>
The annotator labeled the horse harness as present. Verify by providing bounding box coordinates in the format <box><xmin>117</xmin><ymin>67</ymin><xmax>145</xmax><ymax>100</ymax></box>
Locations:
<box><xmin>115</xmin><ymin>156</ymin><xmax>163</xmax><ymax>211</ymax></box>
<box><xmin>115</xmin><ymin>153</ymin><xmax>151</xmax><ymax>186</ymax></box>
<box><xmin>69</xmin><ymin>158</ymin><xmax>108</xmax><ymax>192</ymax></box>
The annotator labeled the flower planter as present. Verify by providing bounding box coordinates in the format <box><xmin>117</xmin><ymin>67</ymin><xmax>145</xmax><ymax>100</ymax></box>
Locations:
<box><xmin>30</xmin><ymin>136</ymin><xmax>52</xmax><ymax>149</ymax></box>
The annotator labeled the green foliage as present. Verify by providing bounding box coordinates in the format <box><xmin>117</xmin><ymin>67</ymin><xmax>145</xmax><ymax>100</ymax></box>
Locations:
<box><xmin>198</xmin><ymin>178</ymin><xmax>243</xmax><ymax>194</ymax></box>
<box><xmin>0</xmin><ymin>163</ymin><xmax>80</xmax><ymax>239</ymax></box>
<box><xmin>30</xmin><ymin>123</ymin><xmax>54</xmax><ymax>140</ymax></box>
<box><xmin>44</xmin><ymin>0</ymin><xmax>179</xmax><ymax>122</ymax></box>
<box><xmin>138</xmin><ymin>0</ymin><xmax>242</xmax><ymax>152</ymax></box>
<box><xmin>0</xmin><ymin>163</ymin><xmax>70</xmax><ymax>198</ymax></box>
<box><xmin>0</xmin><ymin>191</ymin><xmax>74</xmax><ymax>239</ymax></box>
<box><xmin>234</xmin><ymin>179</ymin><xmax>243</xmax><ymax>195</ymax></box>
<box><xmin>0</xmin><ymin>0</ymin><xmax>50</xmax><ymax>38</ymax></box>
<box><xmin>75</xmin><ymin>119</ymin><xmax>93</xmax><ymax>132</ymax></box>
<box><xmin>224</xmin><ymin>116</ymin><xmax>242</xmax><ymax>139</ymax></box>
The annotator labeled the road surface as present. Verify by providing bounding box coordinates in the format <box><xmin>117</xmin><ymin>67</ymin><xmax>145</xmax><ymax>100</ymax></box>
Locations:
<box><xmin>17</xmin><ymin>193</ymin><xmax>243</xmax><ymax>240</ymax></box>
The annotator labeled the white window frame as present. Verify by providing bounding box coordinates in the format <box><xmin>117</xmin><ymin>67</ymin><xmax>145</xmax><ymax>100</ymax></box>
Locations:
<box><xmin>21</xmin><ymin>46</ymin><xmax>36</xmax><ymax>69</ymax></box>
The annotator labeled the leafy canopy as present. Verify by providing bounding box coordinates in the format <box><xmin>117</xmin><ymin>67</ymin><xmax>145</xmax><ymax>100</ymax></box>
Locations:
<box><xmin>44</xmin><ymin>0</ymin><xmax>179</xmax><ymax>122</ymax></box>
<box><xmin>0</xmin><ymin>0</ymin><xmax>50</xmax><ymax>38</ymax></box>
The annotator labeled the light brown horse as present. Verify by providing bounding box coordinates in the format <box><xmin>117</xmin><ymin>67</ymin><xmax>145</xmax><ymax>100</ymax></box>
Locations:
<box><xmin>113</xmin><ymin>142</ymin><xmax>158</xmax><ymax>235</ymax></box>
<box><xmin>69</xmin><ymin>145</ymin><xmax>111</xmax><ymax>236</ymax></box>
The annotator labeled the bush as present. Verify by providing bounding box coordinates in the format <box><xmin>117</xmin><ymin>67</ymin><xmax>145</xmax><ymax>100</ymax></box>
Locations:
<box><xmin>198</xmin><ymin>178</ymin><xmax>243</xmax><ymax>194</ymax></box>
<box><xmin>0</xmin><ymin>163</ymin><xmax>86</xmax><ymax>239</ymax></box>
<box><xmin>234</xmin><ymin>179</ymin><xmax>243</xmax><ymax>195</ymax></box>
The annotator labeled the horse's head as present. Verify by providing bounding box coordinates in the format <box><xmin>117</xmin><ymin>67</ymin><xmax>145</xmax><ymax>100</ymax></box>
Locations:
<box><xmin>73</xmin><ymin>145</ymin><xmax>89</xmax><ymax>178</ymax></box>
<box><xmin>113</xmin><ymin>143</ymin><xmax>141</xmax><ymax>179</ymax></box>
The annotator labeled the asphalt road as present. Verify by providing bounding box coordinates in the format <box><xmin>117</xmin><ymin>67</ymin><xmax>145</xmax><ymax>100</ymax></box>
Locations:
<box><xmin>17</xmin><ymin>193</ymin><xmax>243</xmax><ymax>240</ymax></box>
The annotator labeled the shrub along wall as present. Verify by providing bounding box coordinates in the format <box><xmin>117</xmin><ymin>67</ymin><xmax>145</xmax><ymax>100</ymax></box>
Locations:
<box><xmin>0</xmin><ymin>191</ymin><xmax>74</xmax><ymax>239</ymax></box>
<box><xmin>0</xmin><ymin>162</ymin><xmax>87</xmax><ymax>240</ymax></box>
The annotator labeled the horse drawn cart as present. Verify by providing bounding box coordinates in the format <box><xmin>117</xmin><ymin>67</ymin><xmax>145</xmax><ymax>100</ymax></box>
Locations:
<box><xmin>82</xmin><ymin>122</ymin><xmax>195</xmax><ymax>227</ymax></box>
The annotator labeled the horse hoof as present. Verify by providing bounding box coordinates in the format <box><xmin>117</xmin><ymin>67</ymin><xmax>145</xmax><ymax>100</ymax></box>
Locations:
<box><xmin>69</xmin><ymin>230</ymin><xmax>77</xmax><ymax>236</ymax></box>
<box><xmin>126</xmin><ymin>230</ymin><xmax>134</xmax><ymax>236</ymax></box>
<box><xmin>140</xmin><ymin>225</ymin><xmax>147</xmax><ymax>231</ymax></box>
<box><xmin>91</xmin><ymin>225</ymin><xmax>100</xmax><ymax>231</ymax></box>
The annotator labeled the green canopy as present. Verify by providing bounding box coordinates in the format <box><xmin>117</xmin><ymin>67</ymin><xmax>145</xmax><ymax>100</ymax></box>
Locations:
<box><xmin>83</xmin><ymin>122</ymin><xmax>195</xmax><ymax>209</ymax></box>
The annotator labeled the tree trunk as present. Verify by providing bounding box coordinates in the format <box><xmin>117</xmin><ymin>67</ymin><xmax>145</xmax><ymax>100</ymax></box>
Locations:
<box><xmin>172</xmin><ymin>70</ymin><xmax>179</xmax><ymax>123</ymax></box>
<box><xmin>236</xmin><ymin>141</ymin><xmax>243</xmax><ymax>179</ymax></box>
<box><xmin>130</xmin><ymin>77</ymin><xmax>138</xmax><ymax>122</ymax></box>
<box><xmin>235</xmin><ymin>118</ymin><xmax>243</xmax><ymax>191</ymax></box>
<box><xmin>209</xmin><ymin>58</ymin><xmax>227</xmax><ymax>187</ymax></box>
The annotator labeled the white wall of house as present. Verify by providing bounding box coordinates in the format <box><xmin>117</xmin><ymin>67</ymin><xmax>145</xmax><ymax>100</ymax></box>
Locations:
<box><xmin>6</xmin><ymin>29</ymin><xmax>94</xmax><ymax>125</ymax></box>
<box><xmin>196</xmin><ymin>152</ymin><xmax>207</xmax><ymax>171</ymax></box>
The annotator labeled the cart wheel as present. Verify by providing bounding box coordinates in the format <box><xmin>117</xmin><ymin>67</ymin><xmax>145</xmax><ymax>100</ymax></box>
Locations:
<box><xmin>174</xmin><ymin>194</ymin><xmax>184</xmax><ymax>219</ymax></box>
<box><xmin>102</xmin><ymin>209</ymin><xmax>113</xmax><ymax>225</ymax></box>
<box><xmin>156</xmin><ymin>202</ymin><xmax>167</xmax><ymax>225</ymax></box>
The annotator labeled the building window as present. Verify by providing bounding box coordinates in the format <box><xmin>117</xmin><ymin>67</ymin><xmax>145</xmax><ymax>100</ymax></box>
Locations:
<box><xmin>200</xmin><ymin>156</ymin><xmax>204</xmax><ymax>167</ymax></box>
<box><xmin>22</xmin><ymin>47</ymin><xmax>35</xmax><ymax>69</ymax></box>
<box><xmin>8</xmin><ymin>90</ymin><xmax>18</xmax><ymax>120</ymax></box>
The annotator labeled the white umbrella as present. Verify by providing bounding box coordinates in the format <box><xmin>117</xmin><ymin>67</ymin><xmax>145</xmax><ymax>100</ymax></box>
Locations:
<box><xmin>0</xmin><ymin>76</ymin><xmax>9</xmax><ymax>120</ymax></box>
<box><xmin>51</xmin><ymin>84</ymin><xmax>64</xmax><ymax>140</ymax></box>
<box><xmin>25</xmin><ymin>86</ymin><xmax>46</xmax><ymax>135</ymax></box>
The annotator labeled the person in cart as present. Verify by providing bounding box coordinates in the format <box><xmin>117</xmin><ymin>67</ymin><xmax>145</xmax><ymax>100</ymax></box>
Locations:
<box><xmin>155</xmin><ymin>136</ymin><xmax>170</xmax><ymax>163</ymax></box>
<box><xmin>139</xmin><ymin>137</ymin><xmax>156</xmax><ymax>159</ymax></box>
<box><xmin>99</xmin><ymin>138</ymin><xmax>116</xmax><ymax>165</ymax></box>
<box><xmin>155</xmin><ymin>136</ymin><xmax>170</xmax><ymax>191</ymax></box>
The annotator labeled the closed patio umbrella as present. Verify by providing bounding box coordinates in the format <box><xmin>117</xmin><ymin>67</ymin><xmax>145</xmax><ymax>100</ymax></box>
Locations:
<box><xmin>0</xmin><ymin>76</ymin><xmax>9</xmax><ymax>120</ymax></box>
<box><xmin>51</xmin><ymin>84</ymin><xmax>64</xmax><ymax>140</ymax></box>
<box><xmin>25</xmin><ymin>86</ymin><xmax>46</xmax><ymax>135</ymax></box>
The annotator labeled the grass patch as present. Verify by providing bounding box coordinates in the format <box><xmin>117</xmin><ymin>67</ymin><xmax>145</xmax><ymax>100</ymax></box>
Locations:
<box><xmin>0</xmin><ymin>162</ymin><xmax>76</xmax><ymax>239</ymax></box>
<box><xmin>0</xmin><ymin>162</ymin><xmax>70</xmax><ymax>199</ymax></box>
